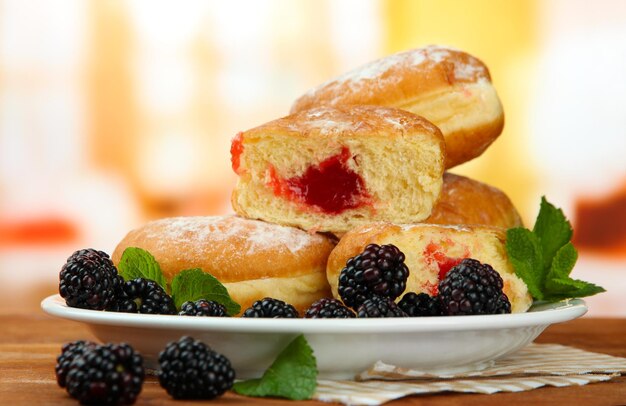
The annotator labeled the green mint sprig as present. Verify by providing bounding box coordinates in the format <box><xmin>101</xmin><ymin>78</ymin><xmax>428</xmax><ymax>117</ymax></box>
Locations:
<box><xmin>117</xmin><ymin>247</ymin><xmax>240</xmax><ymax>314</ymax></box>
<box><xmin>233</xmin><ymin>334</ymin><xmax>318</xmax><ymax>400</ymax></box>
<box><xmin>506</xmin><ymin>197</ymin><xmax>605</xmax><ymax>301</ymax></box>
<box><xmin>170</xmin><ymin>268</ymin><xmax>240</xmax><ymax>315</ymax></box>
<box><xmin>118</xmin><ymin>247</ymin><xmax>168</xmax><ymax>291</ymax></box>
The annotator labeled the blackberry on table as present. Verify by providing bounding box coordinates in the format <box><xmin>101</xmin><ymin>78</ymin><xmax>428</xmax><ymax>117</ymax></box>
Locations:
<box><xmin>59</xmin><ymin>249</ymin><xmax>120</xmax><ymax>310</ymax></box>
<box><xmin>338</xmin><ymin>244</ymin><xmax>409</xmax><ymax>309</ymax></box>
<box><xmin>158</xmin><ymin>336</ymin><xmax>235</xmax><ymax>399</ymax></box>
<box><xmin>55</xmin><ymin>340</ymin><xmax>97</xmax><ymax>388</ymax></box>
<box><xmin>438</xmin><ymin>258</ymin><xmax>512</xmax><ymax>316</ymax></box>
<box><xmin>304</xmin><ymin>298</ymin><xmax>355</xmax><ymax>318</ymax></box>
<box><xmin>116</xmin><ymin>278</ymin><xmax>176</xmax><ymax>315</ymax></box>
<box><xmin>398</xmin><ymin>292</ymin><xmax>443</xmax><ymax>317</ymax></box>
<box><xmin>356</xmin><ymin>295</ymin><xmax>408</xmax><ymax>318</ymax></box>
<box><xmin>241</xmin><ymin>297</ymin><xmax>299</xmax><ymax>318</ymax></box>
<box><xmin>65</xmin><ymin>343</ymin><xmax>144</xmax><ymax>405</ymax></box>
<box><xmin>179</xmin><ymin>299</ymin><xmax>229</xmax><ymax>317</ymax></box>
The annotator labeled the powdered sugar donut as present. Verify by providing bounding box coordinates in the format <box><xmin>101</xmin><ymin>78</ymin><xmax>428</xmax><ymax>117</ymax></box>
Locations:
<box><xmin>111</xmin><ymin>215</ymin><xmax>335</xmax><ymax>315</ymax></box>
<box><xmin>291</xmin><ymin>46</ymin><xmax>504</xmax><ymax>169</ymax></box>
<box><xmin>230</xmin><ymin>105</ymin><xmax>445</xmax><ymax>234</ymax></box>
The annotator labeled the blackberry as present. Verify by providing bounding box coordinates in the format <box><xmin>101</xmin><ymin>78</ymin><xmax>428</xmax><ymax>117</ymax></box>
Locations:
<box><xmin>55</xmin><ymin>340</ymin><xmax>97</xmax><ymax>388</ymax></box>
<box><xmin>338</xmin><ymin>244</ymin><xmax>409</xmax><ymax>309</ymax></box>
<box><xmin>304</xmin><ymin>298</ymin><xmax>355</xmax><ymax>318</ymax></box>
<box><xmin>495</xmin><ymin>293</ymin><xmax>512</xmax><ymax>314</ymax></box>
<box><xmin>356</xmin><ymin>295</ymin><xmax>408</xmax><ymax>318</ymax></box>
<box><xmin>106</xmin><ymin>275</ymin><xmax>137</xmax><ymax>313</ymax></box>
<box><xmin>158</xmin><ymin>336</ymin><xmax>235</xmax><ymax>399</ymax></box>
<box><xmin>179</xmin><ymin>299</ymin><xmax>229</xmax><ymax>317</ymax></box>
<box><xmin>119</xmin><ymin>278</ymin><xmax>176</xmax><ymax>315</ymax></box>
<box><xmin>59</xmin><ymin>249</ymin><xmax>120</xmax><ymax>310</ymax></box>
<box><xmin>438</xmin><ymin>258</ymin><xmax>512</xmax><ymax>316</ymax></box>
<box><xmin>65</xmin><ymin>343</ymin><xmax>144</xmax><ymax>405</ymax></box>
<box><xmin>398</xmin><ymin>292</ymin><xmax>443</xmax><ymax>317</ymax></box>
<box><xmin>241</xmin><ymin>297</ymin><xmax>299</xmax><ymax>318</ymax></box>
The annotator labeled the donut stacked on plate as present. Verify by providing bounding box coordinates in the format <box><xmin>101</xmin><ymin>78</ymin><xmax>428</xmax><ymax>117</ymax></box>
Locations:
<box><xmin>114</xmin><ymin>45</ymin><xmax>532</xmax><ymax>315</ymax></box>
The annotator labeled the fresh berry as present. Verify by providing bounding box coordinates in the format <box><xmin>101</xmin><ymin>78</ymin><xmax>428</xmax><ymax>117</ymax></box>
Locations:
<box><xmin>338</xmin><ymin>244</ymin><xmax>409</xmax><ymax>309</ymax></box>
<box><xmin>304</xmin><ymin>298</ymin><xmax>355</xmax><ymax>318</ymax></box>
<box><xmin>65</xmin><ymin>343</ymin><xmax>144</xmax><ymax>405</ymax></box>
<box><xmin>118</xmin><ymin>278</ymin><xmax>176</xmax><ymax>315</ymax></box>
<box><xmin>496</xmin><ymin>293</ymin><xmax>512</xmax><ymax>314</ymax></box>
<box><xmin>398</xmin><ymin>292</ymin><xmax>443</xmax><ymax>317</ymax></box>
<box><xmin>356</xmin><ymin>295</ymin><xmax>408</xmax><ymax>318</ymax></box>
<box><xmin>241</xmin><ymin>297</ymin><xmax>299</xmax><ymax>318</ymax></box>
<box><xmin>55</xmin><ymin>340</ymin><xmax>97</xmax><ymax>388</ymax></box>
<box><xmin>179</xmin><ymin>299</ymin><xmax>229</xmax><ymax>317</ymax></box>
<box><xmin>59</xmin><ymin>249</ymin><xmax>120</xmax><ymax>310</ymax></box>
<box><xmin>158</xmin><ymin>336</ymin><xmax>235</xmax><ymax>399</ymax></box>
<box><xmin>106</xmin><ymin>275</ymin><xmax>137</xmax><ymax>312</ymax></box>
<box><xmin>438</xmin><ymin>258</ymin><xmax>512</xmax><ymax>316</ymax></box>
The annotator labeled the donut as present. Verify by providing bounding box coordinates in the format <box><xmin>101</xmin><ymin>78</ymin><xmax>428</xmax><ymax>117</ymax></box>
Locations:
<box><xmin>426</xmin><ymin>173</ymin><xmax>523</xmax><ymax>228</ymax></box>
<box><xmin>290</xmin><ymin>45</ymin><xmax>504</xmax><ymax>169</ymax></box>
<box><xmin>111</xmin><ymin>215</ymin><xmax>336</xmax><ymax>315</ymax></box>
<box><xmin>230</xmin><ymin>105</ymin><xmax>445</xmax><ymax>234</ymax></box>
<box><xmin>327</xmin><ymin>223</ymin><xmax>532</xmax><ymax>313</ymax></box>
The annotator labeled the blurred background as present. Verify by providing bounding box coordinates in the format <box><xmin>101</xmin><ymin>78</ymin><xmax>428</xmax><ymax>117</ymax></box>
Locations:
<box><xmin>1</xmin><ymin>0</ymin><xmax>625</xmax><ymax>315</ymax></box>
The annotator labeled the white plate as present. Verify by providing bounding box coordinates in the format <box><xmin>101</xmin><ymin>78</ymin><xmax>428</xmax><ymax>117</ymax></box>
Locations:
<box><xmin>41</xmin><ymin>294</ymin><xmax>586</xmax><ymax>379</ymax></box>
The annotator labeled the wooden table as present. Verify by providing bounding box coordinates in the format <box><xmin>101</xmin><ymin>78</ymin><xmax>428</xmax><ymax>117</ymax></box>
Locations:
<box><xmin>1</xmin><ymin>314</ymin><xmax>625</xmax><ymax>405</ymax></box>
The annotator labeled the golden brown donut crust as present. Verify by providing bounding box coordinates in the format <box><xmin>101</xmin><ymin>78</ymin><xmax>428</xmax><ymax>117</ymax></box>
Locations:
<box><xmin>241</xmin><ymin>105</ymin><xmax>444</xmax><ymax>144</ymax></box>
<box><xmin>426</xmin><ymin>173</ymin><xmax>523</xmax><ymax>229</ymax></box>
<box><xmin>112</xmin><ymin>215</ymin><xmax>335</xmax><ymax>283</ymax></box>
<box><xmin>290</xmin><ymin>46</ymin><xmax>504</xmax><ymax>169</ymax></box>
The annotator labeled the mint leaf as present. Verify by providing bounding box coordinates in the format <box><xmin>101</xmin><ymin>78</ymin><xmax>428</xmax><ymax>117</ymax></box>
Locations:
<box><xmin>533</xmin><ymin>197</ymin><xmax>573</xmax><ymax>272</ymax></box>
<box><xmin>170</xmin><ymin>268</ymin><xmax>240</xmax><ymax>315</ymax></box>
<box><xmin>507</xmin><ymin>197</ymin><xmax>605</xmax><ymax>302</ymax></box>
<box><xmin>233</xmin><ymin>335</ymin><xmax>317</xmax><ymax>400</ymax></box>
<box><xmin>546</xmin><ymin>242</ymin><xmax>577</xmax><ymax>280</ymax></box>
<box><xmin>544</xmin><ymin>277</ymin><xmax>605</xmax><ymax>301</ymax></box>
<box><xmin>117</xmin><ymin>247</ymin><xmax>167</xmax><ymax>291</ymax></box>
<box><xmin>506</xmin><ymin>228</ymin><xmax>545</xmax><ymax>300</ymax></box>
<box><xmin>542</xmin><ymin>243</ymin><xmax>605</xmax><ymax>300</ymax></box>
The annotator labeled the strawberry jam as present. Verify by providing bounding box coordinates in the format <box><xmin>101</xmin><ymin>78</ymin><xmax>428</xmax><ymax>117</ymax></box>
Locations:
<box><xmin>230</xmin><ymin>132</ymin><xmax>244</xmax><ymax>174</ymax></box>
<box><xmin>268</xmin><ymin>147</ymin><xmax>370</xmax><ymax>214</ymax></box>
<box><xmin>424</xmin><ymin>242</ymin><xmax>467</xmax><ymax>280</ymax></box>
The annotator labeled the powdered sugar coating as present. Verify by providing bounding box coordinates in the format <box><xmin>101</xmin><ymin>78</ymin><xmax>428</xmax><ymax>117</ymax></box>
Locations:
<box><xmin>145</xmin><ymin>215</ymin><xmax>324</xmax><ymax>255</ymax></box>
<box><xmin>277</xmin><ymin>105</ymin><xmax>440</xmax><ymax>137</ymax></box>
<box><xmin>298</xmin><ymin>45</ymin><xmax>490</xmax><ymax>106</ymax></box>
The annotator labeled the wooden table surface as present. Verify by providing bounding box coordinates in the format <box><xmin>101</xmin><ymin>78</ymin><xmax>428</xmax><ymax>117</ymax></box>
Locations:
<box><xmin>1</xmin><ymin>313</ymin><xmax>625</xmax><ymax>406</ymax></box>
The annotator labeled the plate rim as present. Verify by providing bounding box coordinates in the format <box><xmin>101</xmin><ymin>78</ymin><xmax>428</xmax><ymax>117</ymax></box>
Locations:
<box><xmin>41</xmin><ymin>294</ymin><xmax>587</xmax><ymax>334</ymax></box>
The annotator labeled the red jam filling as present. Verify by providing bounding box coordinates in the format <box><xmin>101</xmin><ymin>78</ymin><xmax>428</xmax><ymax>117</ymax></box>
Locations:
<box><xmin>424</xmin><ymin>242</ymin><xmax>468</xmax><ymax>280</ymax></box>
<box><xmin>230</xmin><ymin>132</ymin><xmax>244</xmax><ymax>174</ymax></box>
<box><xmin>267</xmin><ymin>147</ymin><xmax>370</xmax><ymax>214</ymax></box>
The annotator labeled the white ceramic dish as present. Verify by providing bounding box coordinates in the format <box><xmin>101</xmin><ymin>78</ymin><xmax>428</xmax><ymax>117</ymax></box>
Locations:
<box><xmin>41</xmin><ymin>294</ymin><xmax>586</xmax><ymax>379</ymax></box>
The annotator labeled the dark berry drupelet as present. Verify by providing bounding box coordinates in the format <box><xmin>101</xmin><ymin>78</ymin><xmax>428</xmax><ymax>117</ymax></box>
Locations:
<box><xmin>338</xmin><ymin>244</ymin><xmax>409</xmax><ymax>309</ymax></box>
<box><xmin>356</xmin><ymin>295</ymin><xmax>408</xmax><ymax>318</ymax></box>
<box><xmin>242</xmin><ymin>297</ymin><xmax>299</xmax><ymax>318</ymax></box>
<box><xmin>106</xmin><ymin>275</ymin><xmax>137</xmax><ymax>312</ymax></box>
<box><xmin>59</xmin><ymin>249</ymin><xmax>120</xmax><ymax>310</ymax></box>
<box><xmin>55</xmin><ymin>340</ymin><xmax>97</xmax><ymax>388</ymax></box>
<box><xmin>304</xmin><ymin>298</ymin><xmax>355</xmax><ymax>318</ymax></box>
<box><xmin>158</xmin><ymin>336</ymin><xmax>235</xmax><ymax>399</ymax></box>
<box><xmin>438</xmin><ymin>258</ymin><xmax>512</xmax><ymax>316</ymax></box>
<box><xmin>65</xmin><ymin>343</ymin><xmax>144</xmax><ymax>405</ymax></box>
<box><xmin>398</xmin><ymin>292</ymin><xmax>443</xmax><ymax>317</ymax></box>
<box><xmin>495</xmin><ymin>293</ymin><xmax>512</xmax><ymax>314</ymax></box>
<box><xmin>116</xmin><ymin>278</ymin><xmax>176</xmax><ymax>315</ymax></box>
<box><xmin>179</xmin><ymin>299</ymin><xmax>229</xmax><ymax>317</ymax></box>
